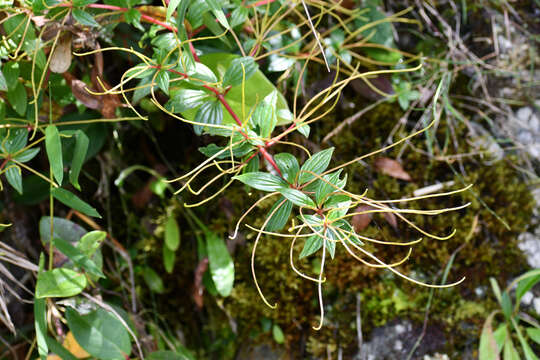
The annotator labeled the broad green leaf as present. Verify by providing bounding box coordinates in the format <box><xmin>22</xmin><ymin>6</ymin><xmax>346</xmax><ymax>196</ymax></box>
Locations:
<box><xmin>156</xmin><ymin>70</ymin><xmax>170</xmax><ymax>95</ymax></box>
<box><xmin>244</xmin><ymin>155</ymin><xmax>259</xmax><ymax>173</ymax></box>
<box><xmin>206</xmin><ymin>232</ymin><xmax>234</xmax><ymax>297</ymax></box>
<box><xmin>53</xmin><ymin>237</ymin><xmax>104</xmax><ymax>278</ymax></box>
<box><xmin>5</xmin><ymin>164</ymin><xmax>23</xmax><ymax>194</ymax></box>
<box><xmin>66</xmin><ymin>307</ymin><xmax>131</xmax><ymax>360</ymax></box>
<box><xmin>125</xmin><ymin>65</ymin><xmax>155</xmax><ymax>80</ymax></box>
<box><xmin>230</xmin><ymin>5</ymin><xmax>247</xmax><ymax>28</ymax></box>
<box><xmin>193</xmin><ymin>100</ymin><xmax>223</xmax><ymax>135</ymax></box>
<box><xmin>72</xmin><ymin>9</ymin><xmax>99</xmax><ymax>27</ymax></box>
<box><xmin>2</xmin><ymin>128</ymin><xmax>27</xmax><ymax>153</ymax></box>
<box><xmin>198</xmin><ymin>141</ymin><xmax>253</xmax><ymax>159</ymax></box>
<box><xmin>165</xmin><ymin>215</ymin><xmax>180</xmax><ymax>251</ymax></box>
<box><xmin>45</xmin><ymin>125</ymin><xmax>64</xmax><ymax>185</ymax></box>
<box><xmin>479</xmin><ymin>311</ymin><xmax>500</xmax><ymax>360</ymax></box>
<box><xmin>51</xmin><ymin>188</ymin><xmax>101</xmax><ymax>218</ymax></box>
<box><xmin>316</xmin><ymin>170</ymin><xmax>344</xmax><ymax>205</ymax></box>
<box><xmin>299</xmin><ymin>235</ymin><xmax>322</xmax><ymax>259</ymax></box>
<box><xmin>69</xmin><ymin>130</ymin><xmax>89</xmax><ymax>190</ymax></box>
<box><xmin>526</xmin><ymin>328</ymin><xmax>540</xmax><ymax>345</ymax></box>
<box><xmin>177</xmin><ymin>53</ymin><xmax>291</xmax><ymax>126</ymax></box>
<box><xmin>222</xmin><ymin>56</ymin><xmax>258</xmax><ymax>87</ymax></box>
<box><xmin>166</xmin><ymin>0</ymin><xmax>181</xmax><ymax>22</ymax></box>
<box><xmin>72</xmin><ymin>0</ymin><xmax>97</xmax><ymax>6</ymax></box>
<box><xmin>357</xmin><ymin>5</ymin><xmax>401</xmax><ymax>63</ymax></box>
<box><xmin>251</xmin><ymin>102</ymin><xmax>276</xmax><ymax>138</ymax></box>
<box><xmin>7</xmin><ymin>81</ymin><xmax>27</xmax><ymax>116</ymax></box>
<box><xmin>35</xmin><ymin>268</ymin><xmax>87</xmax><ymax>298</ymax></box>
<box><xmin>264</xmin><ymin>198</ymin><xmax>292</xmax><ymax>232</ymax></box>
<box><xmin>298</xmin><ymin>148</ymin><xmax>334</xmax><ymax>184</ymax></box>
<box><xmin>272</xmin><ymin>324</ymin><xmax>285</xmax><ymax>344</ymax></box>
<box><xmin>278</xmin><ymin>187</ymin><xmax>316</xmax><ymax>208</ymax></box>
<box><xmin>274</xmin><ymin>153</ymin><xmax>299</xmax><ymax>183</ymax></box>
<box><xmin>39</xmin><ymin>216</ymin><xmax>87</xmax><ymax>246</ymax></box>
<box><xmin>2</xmin><ymin>62</ymin><xmax>19</xmax><ymax>90</ymax></box>
<box><xmin>142</xmin><ymin>266</ymin><xmax>165</xmax><ymax>293</ymax></box>
<box><xmin>14</xmin><ymin>147</ymin><xmax>40</xmax><ymax>163</ymax></box>
<box><xmin>34</xmin><ymin>295</ymin><xmax>48</xmax><ymax>360</ymax></box>
<box><xmin>163</xmin><ymin>245</ymin><xmax>175</xmax><ymax>274</ymax></box>
<box><xmin>233</xmin><ymin>171</ymin><xmax>287</xmax><ymax>192</ymax></box>
<box><xmin>165</xmin><ymin>89</ymin><xmax>209</xmax><ymax>113</ymax></box>
<box><xmin>78</xmin><ymin>230</ymin><xmax>106</xmax><ymax>257</ymax></box>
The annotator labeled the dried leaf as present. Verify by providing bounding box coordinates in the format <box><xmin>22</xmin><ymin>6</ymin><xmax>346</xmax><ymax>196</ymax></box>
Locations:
<box><xmin>351</xmin><ymin>205</ymin><xmax>373</xmax><ymax>232</ymax></box>
<box><xmin>374</xmin><ymin>157</ymin><xmax>412</xmax><ymax>181</ymax></box>
<box><xmin>63</xmin><ymin>331</ymin><xmax>91</xmax><ymax>359</ymax></box>
<box><xmin>193</xmin><ymin>258</ymin><xmax>209</xmax><ymax>309</ymax></box>
<box><xmin>64</xmin><ymin>73</ymin><xmax>101</xmax><ymax>110</ymax></box>
<box><xmin>50</xmin><ymin>33</ymin><xmax>72</xmax><ymax>73</ymax></box>
<box><xmin>383</xmin><ymin>211</ymin><xmax>398</xmax><ymax>229</ymax></box>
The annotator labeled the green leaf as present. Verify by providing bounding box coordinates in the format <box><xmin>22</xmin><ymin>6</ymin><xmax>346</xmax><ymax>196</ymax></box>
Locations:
<box><xmin>278</xmin><ymin>187</ymin><xmax>316</xmax><ymax>208</ymax></box>
<box><xmin>193</xmin><ymin>100</ymin><xmax>223</xmax><ymax>135</ymax></box>
<box><xmin>165</xmin><ymin>215</ymin><xmax>180</xmax><ymax>251</ymax></box>
<box><xmin>512</xmin><ymin>317</ymin><xmax>540</xmax><ymax>360</ymax></box>
<box><xmin>206</xmin><ymin>232</ymin><xmax>234</xmax><ymax>297</ymax></box>
<box><xmin>526</xmin><ymin>328</ymin><xmax>540</xmax><ymax>345</ymax></box>
<box><xmin>233</xmin><ymin>171</ymin><xmax>287</xmax><ymax>192</ymax></box>
<box><xmin>51</xmin><ymin>188</ymin><xmax>101</xmax><ymax>218</ymax></box>
<box><xmin>516</xmin><ymin>270</ymin><xmax>540</xmax><ymax>304</ymax></box>
<box><xmin>39</xmin><ymin>216</ymin><xmax>87</xmax><ymax>246</ymax></box>
<box><xmin>251</xmin><ymin>102</ymin><xmax>276</xmax><ymax>138</ymax></box>
<box><xmin>272</xmin><ymin>324</ymin><xmax>285</xmax><ymax>344</ymax></box>
<box><xmin>148</xmin><ymin>349</ymin><xmax>195</xmax><ymax>360</ymax></box>
<box><xmin>77</xmin><ymin>230</ymin><xmax>105</xmax><ymax>257</ymax></box>
<box><xmin>177</xmin><ymin>53</ymin><xmax>291</xmax><ymax>126</ymax></box>
<box><xmin>165</xmin><ymin>89</ymin><xmax>209</xmax><ymax>113</ymax></box>
<box><xmin>34</xmin><ymin>295</ymin><xmax>48</xmax><ymax>360</ymax></box>
<box><xmin>299</xmin><ymin>235</ymin><xmax>322</xmax><ymax>259</ymax></box>
<box><xmin>230</xmin><ymin>5</ymin><xmax>247</xmax><ymax>28</ymax></box>
<box><xmin>53</xmin><ymin>237</ymin><xmax>104</xmax><ymax>278</ymax></box>
<box><xmin>204</xmin><ymin>0</ymin><xmax>229</xmax><ymax>29</ymax></box>
<box><xmin>223</xmin><ymin>56</ymin><xmax>258</xmax><ymax>87</ymax></box>
<box><xmin>66</xmin><ymin>307</ymin><xmax>131</xmax><ymax>360</ymax></box>
<box><xmin>357</xmin><ymin>5</ymin><xmax>401</xmax><ymax>64</ymax></box>
<box><xmin>244</xmin><ymin>155</ymin><xmax>259</xmax><ymax>173</ymax></box>
<box><xmin>14</xmin><ymin>147</ymin><xmax>40</xmax><ymax>163</ymax></box>
<box><xmin>315</xmin><ymin>170</ymin><xmax>344</xmax><ymax>205</ymax></box>
<box><xmin>479</xmin><ymin>311</ymin><xmax>500</xmax><ymax>360</ymax></box>
<box><xmin>274</xmin><ymin>153</ymin><xmax>299</xmax><ymax>183</ymax></box>
<box><xmin>163</xmin><ymin>245</ymin><xmax>176</xmax><ymax>274</ymax></box>
<box><xmin>2</xmin><ymin>62</ymin><xmax>19</xmax><ymax>90</ymax></box>
<box><xmin>72</xmin><ymin>9</ymin><xmax>99</xmax><ymax>27</ymax></box>
<box><xmin>142</xmin><ymin>266</ymin><xmax>165</xmax><ymax>293</ymax></box>
<box><xmin>325</xmin><ymin>227</ymin><xmax>337</xmax><ymax>259</ymax></box>
<box><xmin>0</xmin><ymin>69</ymin><xmax>7</xmax><ymax>92</ymax></box>
<box><xmin>298</xmin><ymin>148</ymin><xmax>334</xmax><ymax>184</ymax></box>
<box><xmin>45</xmin><ymin>125</ymin><xmax>64</xmax><ymax>185</ymax></box>
<box><xmin>5</xmin><ymin>164</ymin><xmax>23</xmax><ymax>194</ymax></box>
<box><xmin>297</xmin><ymin>121</ymin><xmax>310</xmax><ymax>138</ymax></box>
<box><xmin>72</xmin><ymin>0</ymin><xmax>97</xmax><ymax>6</ymax></box>
<box><xmin>2</xmin><ymin>128</ymin><xmax>27</xmax><ymax>153</ymax></box>
<box><xmin>166</xmin><ymin>0</ymin><xmax>181</xmax><ymax>22</ymax></box>
<box><xmin>35</xmin><ymin>268</ymin><xmax>87</xmax><ymax>298</ymax></box>
<box><xmin>264</xmin><ymin>198</ymin><xmax>292</xmax><ymax>232</ymax></box>
<box><xmin>501</xmin><ymin>291</ymin><xmax>512</xmax><ymax>320</ymax></box>
<box><xmin>69</xmin><ymin>130</ymin><xmax>89</xmax><ymax>190</ymax></box>
<box><xmin>156</xmin><ymin>70</ymin><xmax>170</xmax><ymax>95</ymax></box>
<box><xmin>7</xmin><ymin>81</ymin><xmax>27</xmax><ymax>116</ymax></box>
<box><xmin>503</xmin><ymin>337</ymin><xmax>520</xmax><ymax>360</ymax></box>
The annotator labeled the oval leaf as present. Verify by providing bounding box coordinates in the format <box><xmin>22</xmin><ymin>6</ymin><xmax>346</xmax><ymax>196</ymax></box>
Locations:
<box><xmin>35</xmin><ymin>268</ymin><xmax>87</xmax><ymax>298</ymax></box>
<box><xmin>165</xmin><ymin>215</ymin><xmax>180</xmax><ymax>251</ymax></box>
<box><xmin>206</xmin><ymin>232</ymin><xmax>234</xmax><ymax>297</ymax></box>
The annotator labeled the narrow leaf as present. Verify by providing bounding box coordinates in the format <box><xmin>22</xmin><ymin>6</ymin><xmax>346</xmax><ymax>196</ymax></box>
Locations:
<box><xmin>265</xmin><ymin>198</ymin><xmax>292</xmax><ymax>232</ymax></box>
<box><xmin>51</xmin><ymin>188</ymin><xmax>101</xmax><ymax>218</ymax></box>
<box><xmin>53</xmin><ymin>237</ymin><xmax>104</xmax><ymax>278</ymax></box>
<box><xmin>45</xmin><ymin>125</ymin><xmax>64</xmax><ymax>185</ymax></box>
<box><xmin>163</xmin><ymin>245</ymin><xmax>175</xmax><ymax>274</ymax></box>
<box><xmin>34</xmin><ymin>297</ymin><xmax>48</xmax><ymax>359</ymax></box>
<box><xmin>279</xmin><ymin>187</ymin><xmax>316</xmax><ymax>208</ymax></box>
<box><xmin>299</xmin><ymin>235</ymin><xmax>322</xmax><ymax>259</ymax></box>
<box><xmin>165</xmin><ymin>215</ymin><xmax>180</xmax><ymax>251</ymax></box>
<box><xmin>69</xmin><ymin>130</ymin><xmax>89</xmax><ymax>190</ymax></box>
<box><xmin>72</xmin><ymin>9</ymin><xmax>99</xmax><ymax>27</ymax></box>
